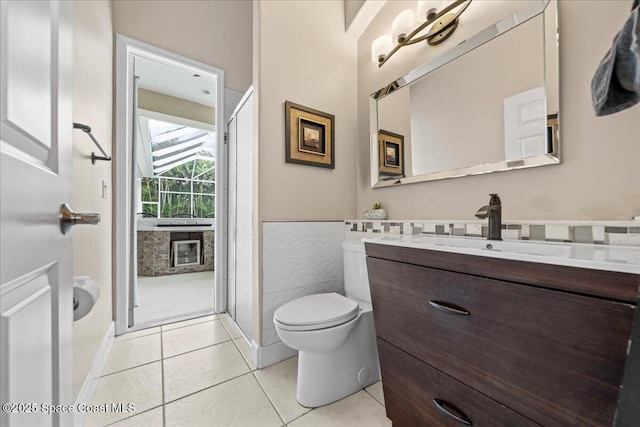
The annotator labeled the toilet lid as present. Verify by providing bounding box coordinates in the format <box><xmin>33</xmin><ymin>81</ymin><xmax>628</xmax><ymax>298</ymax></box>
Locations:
<box><xmin>273</xmin><ymin>293</ymin><xmax>359</xmax><ymax>331</ymax></box>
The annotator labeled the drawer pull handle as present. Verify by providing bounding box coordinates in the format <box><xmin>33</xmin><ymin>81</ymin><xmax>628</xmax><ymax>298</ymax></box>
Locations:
<box><xmin>429</xmin><ymin>300</ymin><xmax>470</xmax><ymax>316</ymax></box>
<box><xmin>433</xmin><ymin>398</ymin><xmax>473</xmax><ymax>426</ymax></box>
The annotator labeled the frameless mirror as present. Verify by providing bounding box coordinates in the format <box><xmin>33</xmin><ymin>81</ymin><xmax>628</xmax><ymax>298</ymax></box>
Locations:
<box><xmin>370</xmin><ymin>0</ymin><xmax>559</xmax><ymax>188</ymax></box>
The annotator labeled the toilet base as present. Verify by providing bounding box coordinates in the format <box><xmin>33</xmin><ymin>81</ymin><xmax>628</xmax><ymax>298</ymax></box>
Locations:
<box><xmin>296</xmin><ymin>311</ymin><xmax>380</xmax><ymax>408</ymax></box>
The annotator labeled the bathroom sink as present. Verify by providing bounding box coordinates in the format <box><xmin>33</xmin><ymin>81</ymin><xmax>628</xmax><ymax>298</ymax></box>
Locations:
<box><xmin>413</xmin><ymin>235</ymin><xmax>572</xmax><ymax>257</ymax></box>
<box><xmin>365</xmin><ymin>234</ymin><xmax>639</xmax><ymax>274</ymax></box>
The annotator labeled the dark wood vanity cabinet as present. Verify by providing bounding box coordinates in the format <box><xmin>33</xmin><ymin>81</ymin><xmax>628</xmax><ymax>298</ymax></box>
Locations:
<box><xmin>365</xmin><ymin>243</ymin><xmax>640</xmax><ymax>427</ymax></box>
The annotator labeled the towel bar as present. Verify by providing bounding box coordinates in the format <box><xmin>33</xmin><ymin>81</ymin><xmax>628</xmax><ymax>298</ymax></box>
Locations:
<box><xmin>73</xmin><ymin>122</ymin><xmax>112</xmax><ymax>164</ymax></box>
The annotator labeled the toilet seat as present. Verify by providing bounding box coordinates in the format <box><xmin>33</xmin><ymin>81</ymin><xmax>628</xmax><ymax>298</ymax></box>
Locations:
<box><xmin>273</xmin><ymin>293</ymin><xmax>359</xmax><ymax>331</ymax></box>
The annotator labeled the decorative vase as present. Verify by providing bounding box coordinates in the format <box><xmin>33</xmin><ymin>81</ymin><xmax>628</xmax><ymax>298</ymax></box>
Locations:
<box><xmin>364</xmin><ymin>208</ymin><xmax>387</xmax><ymax>220</ymax></box>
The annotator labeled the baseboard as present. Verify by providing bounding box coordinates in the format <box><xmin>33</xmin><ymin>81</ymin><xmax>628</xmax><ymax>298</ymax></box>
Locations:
<box><xmin>74</xmin><ymin>321</ymin><xmax>115</xmax><ymax>427</ymax></box>
<box><xmin>254</xmin><ymin>339</ymin><xmax>297</xmax><ymax>369</ymax></box>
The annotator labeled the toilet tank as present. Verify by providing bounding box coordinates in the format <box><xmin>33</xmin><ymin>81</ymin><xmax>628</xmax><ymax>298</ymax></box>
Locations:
<box><xmin>342</xmin><ymin>240</ymin><xmax>371</xmax><ymax>302</ymax></box>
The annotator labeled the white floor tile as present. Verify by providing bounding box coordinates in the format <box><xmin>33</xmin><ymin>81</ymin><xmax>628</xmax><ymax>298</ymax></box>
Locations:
<box><xmin>108</xmin><ymin>407</ymin><xmax>163</xmax><ymax>427</ymax></box>
<box><xmin>220</xmin><ymin>315</ymin><xmax>243</xmax><ymax>339</ymax></box>
<box><xmin>161</xmin><ymin>314</ymin><xmax>217</xmax><ymax>332</ymax></box>
<box><xmin>164</xmin><ymin>373</ymin><xmax>282</xmax><ymax>427</ymax></box>
<box><xmin>233</xmin><ymin>337</ymin><xmax>257</xmax><ymax>371</ymax></box>
<box><xmin>254</xmin><ymin>356</ymin><xmax>311</xmax><ymax>423</ymax></box>
<box><xmin>84</xmin><ymin>362</ymin><xmax>163</xmax><ymax>426</ymax></box>
<box><xmin>102</xmin><ymin>334</ymin><xmax>161</xmax><ymax>375</ymax></box>
<box><xmin>163</xmin><ymin>341</ymin><xmax>250</xmax><ymax>403</ymax></box>
<box><xmin>114</xmin><ymin>327</ymin><xmax>161</xmax><ymax>343</ymax></box>
<box><xmin>162</xmin><ymin>319</ymin><xmax>231</xmax><ymax>358</ymax></box>
<box><xmin>289</xmin><ymin>390</ymin><xmax>391</xmax><ymax>427</ymax></box>
<box><xmin>365</xmin><ymin>381</ymin><xmax>385</xmax><ymax>406</ymax></box>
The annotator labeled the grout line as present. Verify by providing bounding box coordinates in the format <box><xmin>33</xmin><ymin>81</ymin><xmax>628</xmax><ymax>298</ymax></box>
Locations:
<box><xmin>161</xmin><ymin>316</ymin><xmax>220</xmax><ymax>333</ymax></box>
<box><xmin>162</xmin><ymin>336</ymin><xmax>234</xmax><ymax>361</ymax></box>
<box><xmin>231</xmin><ymin>338</ymin><xmax>257</xmax><ymax>371</ymax></box>
<box><xmin>219</xmin><ymin>315</ymin><xmax>244</xmax><ymax>341</ymax></box>
<box><xmin>363</xmin><ymin>387</ymin><xmax>385</xmax><ymax>407</ymax></box>
<box><xmin>103</xmin><ymin>404</ymin><xmax>163</xmax><ymax>426</ymax></box>
<box><xmin>286</xmin><ymin>408</ymin><xmax>314</xmax><ymax>426</ymax></box>
<box><xmin>113</xmin><ymin>329</ymin><xmax>162</xmax><ymax>343</ymax></box>
<box><xmin>163</xmin><ymin>371</ymin><xmax>254</xmax><ymax>405</ymax></box>
<box><xmin>161</xmin><ymin>330</ymin><xmax>166</xmax><ymax>427</ymax></box>
<box><xmin>251</xmin><ymin>371</ymin><xmax>287</xmax><ymax>426</ymax></box>
<box><xmin>229</xmin><ymin>336</ymin><xmax>255</xmax><ymax>372</ymax></box>
<box><xmin>99</xmin><ymin>358</ymin><xmax>163</xmax><ymax>379</ymax></box>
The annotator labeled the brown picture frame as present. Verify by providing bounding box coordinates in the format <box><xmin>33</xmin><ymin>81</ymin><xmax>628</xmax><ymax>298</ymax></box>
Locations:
<box><xmin>285</xmin><ymin>101</ymin><xmax>335</xmax><ymax>169</ymax></box>
<box><xmin>378</xmin><ymin>129</ymin><xmax>404</xmax><ymax>176</ymax></box>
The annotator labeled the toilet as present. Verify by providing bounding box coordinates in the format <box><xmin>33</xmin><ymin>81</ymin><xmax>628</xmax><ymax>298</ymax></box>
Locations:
<box><xmin>273</xmin><ymin>240</ymin><xmax>380</xmax><ymax>408</ymax></box>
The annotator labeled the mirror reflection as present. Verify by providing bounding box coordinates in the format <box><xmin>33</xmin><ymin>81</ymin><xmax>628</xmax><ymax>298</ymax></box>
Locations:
<box><xmin>372</xmin><ymin>0</ymin><xmax>559</xmax><ymax>187</ymax></box>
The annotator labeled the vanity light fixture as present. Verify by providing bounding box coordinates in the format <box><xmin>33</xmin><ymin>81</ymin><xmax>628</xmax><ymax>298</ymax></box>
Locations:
<box><xmin>372</xmin><ymin>0</ymin><xmax>472</xmax><ymax>67</ymax></box>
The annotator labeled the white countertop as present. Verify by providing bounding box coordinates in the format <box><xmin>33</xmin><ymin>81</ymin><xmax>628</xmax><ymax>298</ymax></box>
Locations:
<box><xmin>362</xmin><ymin>234</ymin><xmax>640</xmax><ymax>275</ymax></box>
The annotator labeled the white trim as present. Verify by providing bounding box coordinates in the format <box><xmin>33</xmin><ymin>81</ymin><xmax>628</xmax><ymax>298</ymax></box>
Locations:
<box><xmin>114</xmin><ymin>34</ymin><xmax>226</xmax><ymax>335</ymax></box>
<box><xmin>227</xmin><ymin>86</ymin><xmax>254</xmax><ymax>125</ymax></box>
<box><xmin>254</xmin><ymin>339</ymin><xmax>297</xmax><ymax>369</ymax></box>
<box><xmin>73</xmin><ymin>322</ymin><xmax>115</xmax><ymax>427</ymax></box>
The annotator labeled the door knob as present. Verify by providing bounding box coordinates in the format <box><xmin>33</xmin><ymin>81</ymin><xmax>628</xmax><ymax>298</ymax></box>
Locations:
<box><xmin>60</xmin><ymin>203</ymin><xmax>100</xmax><ymax>235</ymax></box>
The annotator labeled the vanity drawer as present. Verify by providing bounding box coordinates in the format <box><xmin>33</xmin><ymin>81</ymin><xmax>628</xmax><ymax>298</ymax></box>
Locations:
<box><xmin>378</xmin><ymin>338</ymin><xmax>539</xmax><ymax>427</ymax></box>
<box><xmin>368</xmin><ymin>257</ymin><xmax>636</xmax><ymax>427</ymax></box>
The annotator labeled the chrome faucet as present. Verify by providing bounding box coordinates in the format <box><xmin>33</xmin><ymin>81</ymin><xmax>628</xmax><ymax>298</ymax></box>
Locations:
<box><xmin>475</xmin><ymin>194</ymin><xmax>502</xmax><ymax>240</ymax></box>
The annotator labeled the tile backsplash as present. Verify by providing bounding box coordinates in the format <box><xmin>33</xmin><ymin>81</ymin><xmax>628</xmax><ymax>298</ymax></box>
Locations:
<box><xmin>345</xmin><ymin>220</ymin><xmax>640</xmax><ymax>246</ymax></box>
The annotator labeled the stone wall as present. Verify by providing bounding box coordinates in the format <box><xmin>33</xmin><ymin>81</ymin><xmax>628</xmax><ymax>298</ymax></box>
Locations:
<box><xmin>137</xmin><ymin>230</ymin><xmax>215</xmax><ymax>276</ymax></box>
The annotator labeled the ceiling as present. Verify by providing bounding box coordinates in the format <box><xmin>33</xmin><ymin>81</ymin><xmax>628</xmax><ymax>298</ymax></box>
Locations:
<box><xmin>135</xmin><ymin>55</ymin><xmax>218</xmax><ymax>108</ymax></box>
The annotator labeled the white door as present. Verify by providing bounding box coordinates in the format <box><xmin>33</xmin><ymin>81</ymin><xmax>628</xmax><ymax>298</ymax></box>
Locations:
<box><xmin>504</xmin><ymin>86</ymin><xmax>547</xmax><ymax>160</ymax></box>
<box><xmin>0</xmin><ymin>2</ymin><xmax>74</xmax><ymax>426</ymax></box>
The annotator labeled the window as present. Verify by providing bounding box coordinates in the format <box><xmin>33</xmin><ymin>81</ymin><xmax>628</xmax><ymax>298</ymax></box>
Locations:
<box><xmin>138</xmin><ymin>118</ymin><xmax>216</xmax><ymax>218</ymax></box>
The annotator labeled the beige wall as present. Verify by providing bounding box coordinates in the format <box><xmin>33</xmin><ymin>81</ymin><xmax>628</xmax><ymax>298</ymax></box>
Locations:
<box><xmin>254</xmin><ymin>0</ymin><xmax>358</xmax><ymax>344</ymax></box>
<box><xmin>72</xmin><ymin>0</ymin><xmax>113</xmax><ymax>399</ymax></box>
<box><xmin>256</xmin><ymin>1</ymin><xmax>358</xmax><ymax>221</ymax></box>
<box><xmin>138</xmin><ymin>89</ymin><xmax>216</xmax><ymax>125</ymax></box>
<box><xmin>112</xmin><ymin>0</ymin><xmax>252</xmax><ymax>93</ymax></box>
<box><xmin>357</xmin><ymin>0</ymin><xmax>640</xmax><ymax>220</ymax></box>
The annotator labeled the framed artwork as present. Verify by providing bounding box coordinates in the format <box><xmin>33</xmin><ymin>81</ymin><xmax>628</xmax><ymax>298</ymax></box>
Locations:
<box><xmin>378</xmin><ymin>129</ymin><xmax>404</xmax><ymax>176</ymax></box>
<box><xmin>285</xmin><ymin>101</ymin><xmax>335</xmax><ymax>169</ymax></box>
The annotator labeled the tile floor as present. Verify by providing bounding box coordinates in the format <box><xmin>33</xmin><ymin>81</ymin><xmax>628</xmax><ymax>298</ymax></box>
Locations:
<box><xmin>85</xmin><ymin>313</ymin><xmax>391</xmax><ymax>427</ymax></box>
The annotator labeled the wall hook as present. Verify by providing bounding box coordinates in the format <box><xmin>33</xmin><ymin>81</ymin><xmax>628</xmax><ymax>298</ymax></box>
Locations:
<box><xmin>73</xmin><ymin>122</ymin><xmax>112</xmax><ymax>164</ymax></box>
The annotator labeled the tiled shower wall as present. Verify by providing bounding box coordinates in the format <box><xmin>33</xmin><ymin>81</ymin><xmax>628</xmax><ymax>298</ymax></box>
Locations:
<box><xmin>345</xmin><ymin>220</ymin><xmax>640</xmax><ymax>246</ymax></box>
<box><xmin>262</xmin><ymin>221</ymin><xmax>345</xmax><ymax>347</ymax></box>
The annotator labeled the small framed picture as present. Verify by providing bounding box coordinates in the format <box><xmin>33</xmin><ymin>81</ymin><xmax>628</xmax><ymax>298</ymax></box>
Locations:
<box><xmin>285</xmin><ymin>101</ymin><xmax>335</xmax><ymax>169</ymax></box>
<box><xmin>298</xmin><ymin>118</ymin><xmax>326</xmax><ymax>155</ymax></box>
<box><xmin>378</xmin><ymin>129</ymin><xmax>404</xmax><ymax>176</ymax></box>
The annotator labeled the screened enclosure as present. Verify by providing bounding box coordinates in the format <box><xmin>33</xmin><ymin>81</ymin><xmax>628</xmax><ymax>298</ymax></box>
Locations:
<box><xmin>137</xmin><ymin>117</ymin><xmax>216</xmax><ymax>219</ymax></box>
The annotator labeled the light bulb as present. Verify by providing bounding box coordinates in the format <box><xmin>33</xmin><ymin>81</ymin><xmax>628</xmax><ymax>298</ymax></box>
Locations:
<box><xmin>371</xmin><ymin>34</ymin><xmax>393</xmax><ymax>64</ymax></box>
<box><xmin>392</xmin><ymin>9</ymin><xmax>415</xmax><ymax>44</ymax></box>
<box><xmin>417</xmin><ymin>1</ymin><xmax>449</xmax><ymax>22</ymax></box>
